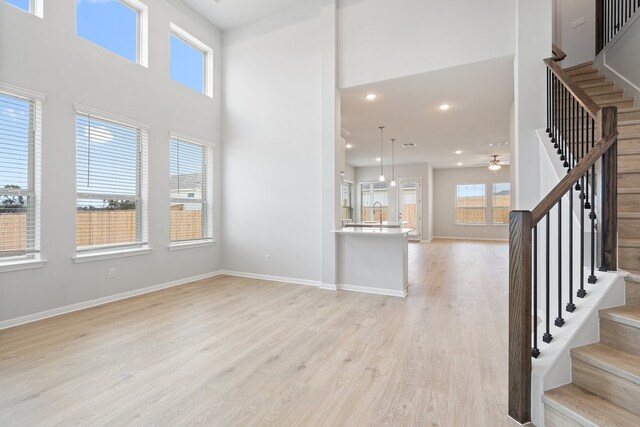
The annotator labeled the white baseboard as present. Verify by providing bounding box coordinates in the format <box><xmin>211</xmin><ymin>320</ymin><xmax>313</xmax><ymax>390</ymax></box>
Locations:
<box><xmin>0</xmin><ymin>271</ymin><xmax>223</xmax><ymax>331</ymax></box>
<box><xmin>319</xmin><ymin>283</ymin><xmax>338</xmax><ymax>291</ymax></box>
<box><xmin>432</xmin><ymin>235</ymin><xmax>508</xmax><ymax>242</ymax></box>
<box><xmin>220</xmin><ymin>270</ymin><xmax>321</xmax><ymax>287</ymax></box>
<box><xmin>338</xmin><ymin>283</ymin><xmax>407</xmax><ymax>298</ymax></box>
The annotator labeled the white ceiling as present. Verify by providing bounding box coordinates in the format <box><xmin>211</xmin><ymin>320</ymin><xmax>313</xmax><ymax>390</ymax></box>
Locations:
<box><xmin>341</xmin><ymin>56</ymin><xmax>514</xmax><ymax>169</ymax></box>
<box><xmin>182</xmin><ymin>0</ymin><xmax>303</xmax><ymax>31</ymax></box>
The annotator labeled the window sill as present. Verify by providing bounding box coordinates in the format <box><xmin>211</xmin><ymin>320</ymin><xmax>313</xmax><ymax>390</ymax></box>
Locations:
<box><xmin>0</xmin><ymin>257</ymin><xmax>47</xmax><ymax>273</ymax></box>
<box><xmin>73</xmin><ymin>246</ymin><xmax>152</xmax><ymax>264</ymax></box>
<box><xmin>168</xmin><ymin>240</ymin><xmax>215</xmax><ymax>251</ymax></box>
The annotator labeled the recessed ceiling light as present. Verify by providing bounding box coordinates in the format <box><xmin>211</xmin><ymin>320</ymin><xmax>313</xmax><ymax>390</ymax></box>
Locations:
<box><xmin>365</xmin><ymin>93</ymin><xmax>377</xmax><ymax>101</ymax></box>
<box><xmin>376</xmin><ymin>157</ymin><xmax>381</xmax><ymax>162</ymax></box>
<box><xmin>489</xmin><ymin>143</ymin><xmax>493</xmax><ymax>147</ymax></box>
<box><xmin>455</xmin><ymin>150</ymin><xmax>462</xmax><ymax>154</ymax></box>
<box><xmin>457</xmin><ymin>162</ymin><xmax>463</xmax><ymax>166</ymax></box>
<box><xmin>345</xmin><ymin>143</ymin><xmax>353</xmax><ymax>149</ymax></box>
<box><xmin>439</xmin><ymin>104</ymin><xmax>451</xmax><ymax>111</ymax></box>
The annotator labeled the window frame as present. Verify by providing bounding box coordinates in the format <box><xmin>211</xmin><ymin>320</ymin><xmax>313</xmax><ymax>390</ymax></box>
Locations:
<box><xmin>491</xmin><ymin>182</ymin><xmax>511</xmax><ymax>225</ymax></box>
<box><xmin>341</xmin><ymin>179</ymin><xmax>354</xmax><ymax>221</ymax></box>
<box><xmin>73</xmin><ymin>104</ymin><xmax>149</xmax><ymax>259</ymax></box>
<box><xmin>359</xmin><ymin>180</ymin><xmax>389</xmax><ymax>223</ymax></box>
<box><xmin>169</xmin><ymin>22</ymin><xmax>214</xmax><ymax>98</ymax></box>
<box><xmin>168</xmin><ymin>132</ymin><xmax>215</xmax><ymax>248</ymax></box>
<box><xmin>0</xmin><ymin>83</ymin><xmax>44</xmax><ymax>271</ymax></box>
<box><xmin>455</xmin><ymin>182</ymin><xmax>487</xmax><ymax>225</ymax></box>
<box><xmin>75</xmin><ymin>0</ymin><xmax>149</xmax><ymax>67</ymax></box>
<box><xmin>2</xmin><ymin>0</ymin><xmax>43</xmax><ymax>18</ymax></box>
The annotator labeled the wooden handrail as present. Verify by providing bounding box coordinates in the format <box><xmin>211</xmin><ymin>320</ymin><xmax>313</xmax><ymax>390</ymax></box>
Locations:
<box><xmin>531</xmin><ymin>131</ymin><xmax>618</xmax><ymax>225</ymax></box>
<box><xmin>544</xmin><ymin>58</ymin><xmax>601</xmax><ymax>118</ymax></box>
<box><xmin>551</xmin><ymin>43</ymin><xmax>567</xmax><ymax>62</ymax></box>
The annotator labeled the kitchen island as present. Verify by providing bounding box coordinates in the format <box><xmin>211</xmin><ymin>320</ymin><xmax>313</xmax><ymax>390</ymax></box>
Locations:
<box><xmin>333</xmin><ymin>227</ymin><xmax>411</xmax><ymax>297</ymax></box>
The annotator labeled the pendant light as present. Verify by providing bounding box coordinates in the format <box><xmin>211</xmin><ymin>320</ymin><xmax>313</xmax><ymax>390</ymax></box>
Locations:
<box><xmin>378</xmin><ymin>126</ymin><xmax>385</xmax><ymax>182</ymax></box>
<box><xmin>390</xmin><ymin>138</ymin><xmax>396</xmax><ymax>187</ymax></box>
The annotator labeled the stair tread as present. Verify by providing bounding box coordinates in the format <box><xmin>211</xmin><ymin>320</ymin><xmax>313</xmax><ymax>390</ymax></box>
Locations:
<box><xmin>619</xmin><ymin>239</ymin><xmax>640</xmax><ymax>248</ymax></box>
<box><xmin>618</xmin><ymin>212</ymin><xmax>640</xmax><ymax>219</ymax></box>
<box><xmin>572</xmin><ymin>342</ymin><xmax>640</xmax><ymax>385</ymax></box>
<box><xmin>600</xmin><ymin>306</ymin><xmax>640</xmax><ymax>328</ymax></box>
<box><xmin>563</xmin><ymin>61</ymin><xmax>595</xmax><ymax>72</ymax></box>
<box><xmin>579</xmin><ymin>81</ymin><xmax>615</xmax><ymax>89</ymax></box>
<box><xmin>618</xmin><ymin>188</ymin><xmax>640</xmax><ymax>194</ymax></box>
<box><xmin>543</xmin><ymin>383</ymin><xmax>640</xmax><ymax>426</ymax></box>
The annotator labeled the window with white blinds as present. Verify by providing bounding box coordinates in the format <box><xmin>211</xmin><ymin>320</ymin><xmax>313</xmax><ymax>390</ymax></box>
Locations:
<box><xmin>76</xmin><ymin>112</ymin><xmax>147</xmax><ymax>251</ymax></box>
<box><xmin>0</xmin><ymin>91</ymin><xmax>41</xmax><ymax>259</ymax></box>
<box><xmin>170</xmin><ymin>136</ymin><xmax>213</xmax><ymax>243</ymax></box>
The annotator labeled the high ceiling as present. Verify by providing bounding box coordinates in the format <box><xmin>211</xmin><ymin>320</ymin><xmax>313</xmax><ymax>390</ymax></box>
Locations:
<box><xmin>182</xmin><ymin>0</ymin><xmax>303</xmax><ymax>31</ymax></box>
<box><xmin>341</xmin><ymin>56</ymin><xmax>514</xmax><ymax>169</ymax></box>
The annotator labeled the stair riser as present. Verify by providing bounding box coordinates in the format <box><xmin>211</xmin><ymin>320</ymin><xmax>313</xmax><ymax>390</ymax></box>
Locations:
<box><xmin>619</xmin><ymin>194</ymin><xmax>640</xmax><ymax>212</ymax></box>
<box><xmin>619</xmin><ymin>155</ymin><xmax>640</xmax><ymax>173</ymax></box>
<box><xmin>591</xmin><ymin>93</ymin><xmax>626</xmax><ymax>103</ymax></box>
<box><xmin>583</xmin><ymin>84</ymin><xmax>615</xmax><ymax>95</ymax></box>
<box><xmin>600</xmin><ymin>318</ymin><xmax>640</xmax><ymax>354</ymax></box>
<box><xmin>618</xmin><ymin>219</ymin><xmax>640</xmax><ymax>238</ymax></box>
<box><xmin>618</xmin><ymin>173</ymin><xmax>640</xmax><ymax>188</ymax></box>
<box><xmin>573</xmin><ymin>73</ymin><xmax>603</xmax><ymax>82</ymax></box>
<box><xmin>572</xmin><ymin>358</ymin><xmax>640</xmax><ymax>416</ymax></box>
<box><xmin>544</xmin><ymin>405</ymin><xmax>583</xmax><ymax>427</ymax></box>
<box><xmin>619</xmin><ymin>247</ymin><xmax>640</xmax><ymax>272</ymax></box>
<box><xmin>620</xmin><ymin>110</ymin><xmax>640</xmax><ymax>121</ymax></box>
<box><xmin>627</xmin><ymin>280</ymin><xmax>640</xmax><ymax>307</ymax></box>
<box><xmin>598</xmin><ymin>99</ymin><xmax>635</xmax><ymax>109</ymax></box>
<box><xmin>619</xmin><ymin>138</ymin><xmax>640</xmax><ymax>155</ymax></box>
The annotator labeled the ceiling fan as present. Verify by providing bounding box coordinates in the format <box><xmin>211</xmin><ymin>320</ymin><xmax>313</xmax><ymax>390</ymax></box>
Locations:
<box><xmin>472</xmin><ymin>155</ymin><xmax>510</xmax><ymax>170</ymax></box>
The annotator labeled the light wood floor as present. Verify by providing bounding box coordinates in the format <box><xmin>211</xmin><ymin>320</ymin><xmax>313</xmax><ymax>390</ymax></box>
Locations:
<box><xmin>0</xmin><ymin>239</ymin><xmax>512</xmax><ymax>426</ymax></box>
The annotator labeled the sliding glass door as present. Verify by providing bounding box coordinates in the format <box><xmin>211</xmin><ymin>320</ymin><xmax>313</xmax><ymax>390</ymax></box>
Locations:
<box><xmin>360</xmin><ymin>182</ymin><xmax>389</xmax><ymax>222</ymax></box>
<box><xmin>398</xmin><ymin>178</ymin><xmax>421</xmax><ymax>240</ymax></box>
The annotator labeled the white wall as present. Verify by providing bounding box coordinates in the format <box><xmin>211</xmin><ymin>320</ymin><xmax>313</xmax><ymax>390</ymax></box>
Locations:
<box><xmin>354</xmin><ymin>163</ymin><xmax>431</xmax><ymax>241</ymax></box>
<box><xmin>433</xmin><ymin>166</ymin><xmax>510</xmax><ymax>240</ymax></box>
<box><xmin>0</xmin><ymin>0</ymin><xmax>223</xmax><ymax>323</ymax></box>
<box><xmin>554</xmin><ymin>0</ymin><xmax>596</xmax><ymax>67</ymax></box>
<box><xmin>222</xmin><ymin>2</ymin><xmax>323</xmax><ymax>281</ymax></box>
<box><xmin>600</xmin><ymin>11</ymin><xmax>640</xmax><ymax>99</ymax></box>
<box><xmin>337</xmin><ymin>0</ymin><xmax>516</xmax><ymax>88</ymax></box>
<box><xmin>514</xmin><ymin>0</ymin><xmax>552</xmax><ymax>210</ymax></box>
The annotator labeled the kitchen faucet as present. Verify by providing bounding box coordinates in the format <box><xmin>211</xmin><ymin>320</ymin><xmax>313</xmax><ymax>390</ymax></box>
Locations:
<box><xmin>373</xmin><ymin>201</ymin><xmax>383</xmax><ymax>227</ymax></box>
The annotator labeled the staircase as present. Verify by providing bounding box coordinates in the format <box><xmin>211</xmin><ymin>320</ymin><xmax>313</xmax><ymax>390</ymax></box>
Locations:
<box><xmin>542</xmin><ymin>61</ymin><xmax>640</xmax><ymax>426</ymax></box>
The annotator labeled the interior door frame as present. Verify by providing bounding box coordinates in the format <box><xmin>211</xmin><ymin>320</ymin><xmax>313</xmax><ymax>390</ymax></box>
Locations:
<box><xmin>397</xmin><ymin>176</ymin><xmax>422</xmax><ymax>241</ymax></box>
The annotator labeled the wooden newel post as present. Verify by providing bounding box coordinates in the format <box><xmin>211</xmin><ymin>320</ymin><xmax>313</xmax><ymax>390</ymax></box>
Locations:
<box><xmin>508</xmin><ymin>210</ymin><xmax>533</xmax><ymax>423</ymax></box>
<box><xmin>598</xmin><ymin>106</ymin><xmax>618</xmax><ymax>271</ymax></box>
<box><xmin>596</xmin><ymin>0</ymin><xmax>604</xmax><ymax>55</ymax></box>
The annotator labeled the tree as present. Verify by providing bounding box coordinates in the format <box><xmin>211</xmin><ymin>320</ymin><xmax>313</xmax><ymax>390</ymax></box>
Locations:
<box><xmin>0</xmin><ymin>185</ymin><xmax>25</xmax><ymax>213</ymax></box>
<box><xmin>105</xmin><ymin>199</ymin><xmax>136</xmax><ymax>210</ymax></box>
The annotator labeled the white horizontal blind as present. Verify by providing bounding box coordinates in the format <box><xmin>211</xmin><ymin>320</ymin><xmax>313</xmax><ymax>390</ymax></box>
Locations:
<box><xmin>170</xmin><ymin>137</ymin><xmax>212</xmax><ymax>243</ymax></box>
<box><xmin>76</xmin><ymin>113</ymin><xmax>145</xmax><ymax>250</ymax></box>
<box><xmin>0</xmin><ymin>91</ymin><xmax>40</xmax><ymax>259</ymax></box>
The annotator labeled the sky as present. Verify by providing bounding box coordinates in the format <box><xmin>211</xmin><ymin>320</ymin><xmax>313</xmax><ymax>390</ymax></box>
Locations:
<box><xmin>5</xmin><ymin>0</ymin><xmax>28</xmax><ymax>12</ymax></box>
<box><xmin>0</xmin><ymin>94</ymin><xmax>30</xmax><ymax>191</ymax></box>
<box><xmin>75</xmin><ymin>0</ymin><xmax>204</xmax><ymax>92</ymax></box>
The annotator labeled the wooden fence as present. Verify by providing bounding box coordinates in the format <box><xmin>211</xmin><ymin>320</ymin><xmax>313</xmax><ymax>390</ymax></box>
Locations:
<box><xmin>0</xmin><ymin>210</ymin><xmax>203</xmax><ymax>251</ymax></box>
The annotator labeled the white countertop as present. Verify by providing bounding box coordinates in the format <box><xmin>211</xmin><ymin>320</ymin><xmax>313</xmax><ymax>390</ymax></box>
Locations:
<box><xmin>333</xmin><ymin>227</ymin><xmax>413</xmax><ymax>236</ymax></box>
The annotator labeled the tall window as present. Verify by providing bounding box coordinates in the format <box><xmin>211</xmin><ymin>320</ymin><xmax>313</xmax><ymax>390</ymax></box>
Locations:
<box><xmin>170</xmin><ymin>136</ymin><xmax>213</xmax><ymax>244</ymax></box>
<box><xmin>170</xmin><ymin>23</ymin><xmax>213</xmax><ymax>97</ymax></box>
<box><xmin>0</xmin><ymin>90</ymin><xmax>41</xmax><ymax>260</ymax></box>
<box><xmin>492</xmin><ymin>182</ymin><xmax>511</xmax><ymax>224</ymax></box>
<box><xmin>361</xmin><ymin>182</ymin><xmax>388</xmax><ymax>222</ymax></box>
<box><xmin>76</xmin><ymin>0</ymin><xmax>148</xmax><ymax>65</ymax></box>
<box><xmin>341</xmin><ymin>181</ymin><xmax>353</xmax><ymax>220</ymax></box>
<box><xmin>76</xmin><ymin>111</ymin><xmax>147</xmax><ymax>251</ymax></box>
<box><xmin>456</xmin><ymin>183</ymin><xmax>486</xmax><ymax>224</ymax></box>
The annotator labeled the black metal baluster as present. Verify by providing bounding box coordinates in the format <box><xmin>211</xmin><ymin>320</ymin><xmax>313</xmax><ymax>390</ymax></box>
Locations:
<box><xmin>576</xmin><ymin>107</ymin><xmax>584</xmax><ymax>191</ymax></box>
<box><xmin>553</xmin><ymin>76</ymin><xmax>558</xmax><ymax>149</ymax></box>
<box><xmin>588</xmin><ymin>164</ymin><xmax>597</xmax><ymax>284</ymax></box>
<box><xmin>547</xmin><ymin>69</ymin><xmax>551</xmax><ymax>136</ymax></box>
<box><xmin>532</xmin><ymin>226</ymin><xmax>540</xmax><ymax>358</ymax></box>
<box><xmin>558</xmin><ymin>83</ymin><xmax>564</xmax><ymax>156</ymax></box>
<box><xmin>599</xmin><ymin>151</ymin><xmax>608</xmax><ymax>272</ymax></box>
<box><xmin>568</xmin><ymin>186</ymin><xmax>576</xmax><ymax>311</ymax></box>
<box><xmin>556</xmin><ymin>200</ymin><xmax>565</xmax><ymax>327</ymax></box>
<box><xmin>544</xmin><ymin>213</ymin><xmax>553</xmax><ymax>343</ymax></box>
<box><xmin>578</xmin><ymin>173</ymin><xmax>587</xmax><ymax>298</ymax></box>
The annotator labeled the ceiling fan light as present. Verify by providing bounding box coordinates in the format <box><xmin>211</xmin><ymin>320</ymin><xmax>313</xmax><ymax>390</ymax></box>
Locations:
<box><xmin>489</xmin><ymin>163</ymin><xmax>501</xmax><ymax>171</ymax></box>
